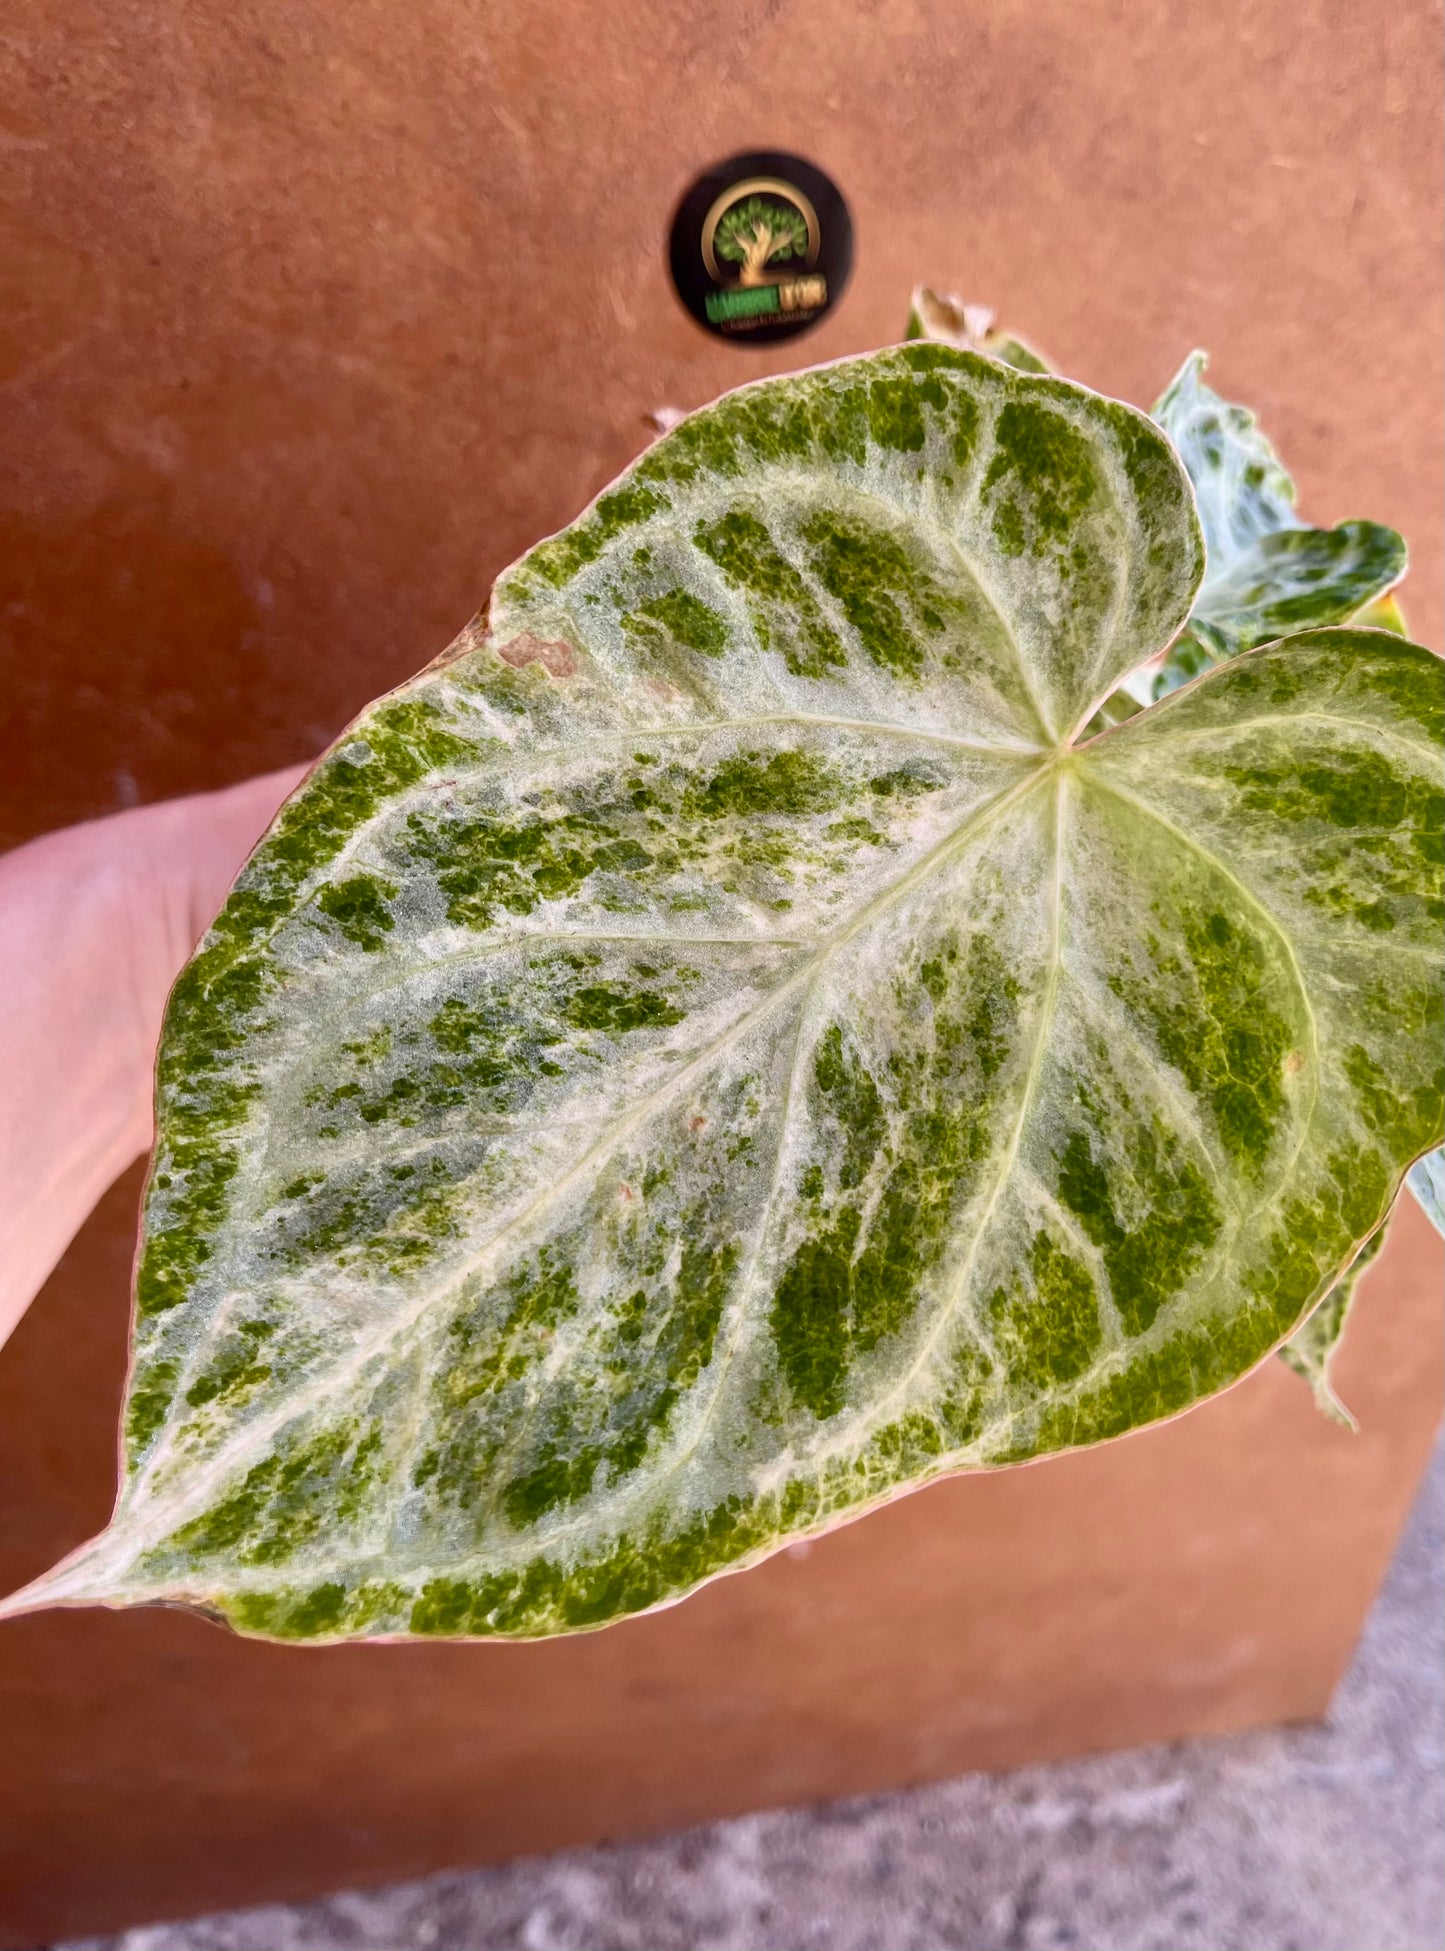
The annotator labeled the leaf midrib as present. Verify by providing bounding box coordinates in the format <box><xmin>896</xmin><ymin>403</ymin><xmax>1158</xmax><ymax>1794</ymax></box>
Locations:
<box><xmin>128</xmin><ymin>719</ymin><xmax>1341</xmax><ymax>1583</ymax></box>
<box><xmin>193</xmin><ymin>706</ymin><xmax>1045</xmax><ymax>1019</ymax></box>
<box><xmin>165</xmin><ymin>708</ymin><xmax>1047</xmax><ymax>1444</ymax></box>
<box><xmin>811</xmin><ymin>762</ymin><xmax>1334</xmax><ymax>1483</ymax></box>
<box><xmin>118</xmin><ymin>759</ymin><xmax>1060</xmax><ymax>1567</ymax></box>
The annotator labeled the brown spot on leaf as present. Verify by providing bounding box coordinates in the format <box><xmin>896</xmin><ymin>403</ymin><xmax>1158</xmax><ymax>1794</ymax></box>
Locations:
<box><xmin>497</xmin><ymin>633</ymin><xmax>576</xmax><ymax>678</ymax></box>
<box><xmin>1284</xmin><ymin>1050</ymin><xmax>1305</xmax><ymax>1074</ymax></box>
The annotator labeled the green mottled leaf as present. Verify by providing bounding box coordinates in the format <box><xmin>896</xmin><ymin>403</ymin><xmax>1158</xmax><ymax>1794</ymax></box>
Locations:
<box><xmin>1278</xmin><ymin>1222</ymin><xmax>1386</xmax><ymax>1429</ymax></box>
<box><xmin>1145</xmin><ymin>354</ymin><xmax>1406</xmax><ymax>699</ymax></box>
<box><xmin>902</xmin><ymin>311</ymin><xmax>1407</xmax><ymax>711</ymax></box>
<box><xmin>1408</xmin><ymin>1147</ymin><xmax>1445</xmax><ymax>1238</ymax></box>
<box><xmin>903</xmin><ymin>306</ymin><xmax>1406</xmax><ymax>713</ymax></box>
<box><xmin>4</xmin><ymin>350</ymin><xmax>1440</xmax><ymax>1645</ymax></box>
<box><xmin>1156</xmin><ymin>351</ymin><xmax>1300</xmax><ymax>555</ymax></box>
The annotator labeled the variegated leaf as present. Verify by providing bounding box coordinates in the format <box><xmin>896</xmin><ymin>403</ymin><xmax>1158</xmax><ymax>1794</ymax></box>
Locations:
<box><xmin>1278</xmin><ymin>1222</ymin><xmax>1386</xmax><ymax>1429</ymax></box>
<box><xmin>3</xmin><ymin>351</ymin><xmax>1439</xmax><ymax>1645</ymax></box>
<box><xmin>1146</xmin><ymin>354</ymin><xmax>1406</xmax><ymax>699</ymax></box>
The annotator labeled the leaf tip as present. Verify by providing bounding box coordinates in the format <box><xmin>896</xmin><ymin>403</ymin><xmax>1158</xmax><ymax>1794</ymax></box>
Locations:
<box><xmin>0</xmin><ymin>1531</ymin><xmax>135</xmax><ymax>1624</ymax></box>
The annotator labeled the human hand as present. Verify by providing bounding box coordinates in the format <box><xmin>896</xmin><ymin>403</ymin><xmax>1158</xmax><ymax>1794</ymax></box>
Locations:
<box><xmin>0</xmin><ymin>764</ymin><xmax>310</xmax><ymax>1349</ymax></box>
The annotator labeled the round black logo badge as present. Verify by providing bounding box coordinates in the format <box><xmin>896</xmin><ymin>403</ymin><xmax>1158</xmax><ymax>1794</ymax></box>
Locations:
<box><xmin>668</xmin><ymin>151</ymin><xmax>853</xmax><ymax>345</ymax></box>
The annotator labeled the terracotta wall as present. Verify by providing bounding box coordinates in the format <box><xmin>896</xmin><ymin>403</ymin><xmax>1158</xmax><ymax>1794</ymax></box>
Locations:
<box><xmin>3</xmin><ymin>0</ymin><xmax>1441</xmax><ymax>851</ymax></box>
<box><xmin>1</xmin><ymin>1</ymin><xmax>1441</xmax><ymax>1941</ymax></box>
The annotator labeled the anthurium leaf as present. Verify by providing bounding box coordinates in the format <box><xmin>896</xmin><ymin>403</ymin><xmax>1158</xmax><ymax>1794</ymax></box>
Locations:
<box><xmin>4</xmin><ymin>349</ymin><xmax>1439</xmax><ymax>1645</ymax></box>
<box><xmin>1185</xmin><ymin>524</ymin><xmax>1410</xmax><ymax>660</ymax></box>
<box><xmin>1277</xmin><ymin>1221</ymin><xmax>1387</xmax><ymax>1430</ymax></box>
<box><xmin>1407</xmin><ymin>1147</ymin><xmax>1445</xmax><ymax>1238</ymax></box>
<box><xmin>1147</xmin><ymin>354</ymin><xmax>1406</xmax><ymax>698</ymax></box>
<box><xmin>1154</xmin><ymin>351</ymin><xmax>1301</xmax><ymax>554</ymax></box>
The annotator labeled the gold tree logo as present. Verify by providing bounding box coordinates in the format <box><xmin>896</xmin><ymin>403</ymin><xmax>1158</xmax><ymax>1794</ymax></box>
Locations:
<box><xmin>712</xmin><ymin>195</ymin><xmax>808</xmax><ymax>286</ymax></box>
<box><xmin>702</xmin><ymin>178</ymin><xmax>820</xmax><ymax>289</ymax></box>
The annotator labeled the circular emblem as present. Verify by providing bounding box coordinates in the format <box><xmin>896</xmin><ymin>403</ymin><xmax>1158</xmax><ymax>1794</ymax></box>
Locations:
<box><xmin>668</xmin><ymin>151</ymin><xmax>853</xmax><ymax>345</ymax></box>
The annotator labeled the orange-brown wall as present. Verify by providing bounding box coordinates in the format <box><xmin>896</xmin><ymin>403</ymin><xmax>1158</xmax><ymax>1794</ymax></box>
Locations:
<box><xmin>4</xmin><ymin>0</ymin><xmax>1441</xmax><ymax>852</ymax></box>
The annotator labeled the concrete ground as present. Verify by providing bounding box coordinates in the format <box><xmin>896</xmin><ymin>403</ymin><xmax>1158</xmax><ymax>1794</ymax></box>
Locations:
<box><xmin>65</xmin><ymin>1442</ymin><xmax>1444</xmax><ymax>1951</ymax></box>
